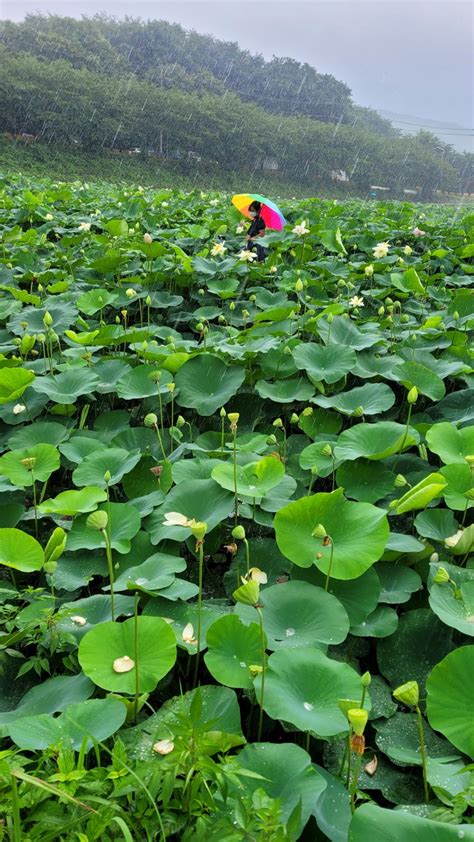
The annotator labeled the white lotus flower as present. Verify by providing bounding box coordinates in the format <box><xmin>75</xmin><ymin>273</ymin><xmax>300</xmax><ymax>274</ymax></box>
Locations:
<box><xmin>163</xmin><ymin>511</ymin><xmax>195</xmax><ymax>527</ymax></box>
<box><xmin>12</xmin><ymin>404</ymin><xmax>26</xmax><ymax>415</ymax></box>
<box><xmin>113</xmin><ymin>655</ymin><xmax>135</xmax><ymax>673</ymax></box>
<box><xmin>209</xmin><ymin>198</ymin><xmax>219</xmax><ymax>206</ymax></box>
<box><xmin>248</xmin><ymin>567</ymin><xmax>268</xmax><ymax>584</ymax></box>
<box><xmin>349</xmin><ymin>296</ymin><xmax>364</xmax><ymax>308</ymax></box>
<box><xmin>292</xmin><ymin>221</ymin><xmax>310</xmax><ymax>236</ymax></box>
<box><xmin>153</xmin><ymin>739</ymin><xmax>174</xmax><ymax>755</ymax></box>
<box><xmin>238</xmin><ymin>249</ymin><xmax>256</xmax><ymax>262</ymax></box>
<box><xmin>79</xmin><ymin>222</ymin><xmax>91</xmax><ymax>232</ymax></box>
<box><xmin>236</xmin><ymin>223</ymin><xmax>245</xmax><ymax>234</ymax></box>
<box><xmin>403</xmin><ymin>245</ymin><xmax>413</xmax><ymax>255</ymax></box>
<box><xmin>71</xmin><ymin>615</ymin><xmax>87</xmax><ymax>626</ymax></box>
<box><xmin>211</xmin><ymin>242</ymin><xmax>227</xmax><ymax>257</ymax></box>
<box><xmin>45</xmin><ymin>213</ymin><xmax>53</xmax><ymax>221</ymax></box>
<box><xmin>269</xmin><ymin>265</ymin><xmax>277</xmax><ymax>273</ymax></box>
<box><xmin>161</xmin><ymin>201</ymin><xmax>169</xmax><ymax>207</ymax></box>
<box><xmin>445</xmin><ymin>529</ymin><xmax>464</xmax><ymax>548</ymax></box>
<box><xmin>373</xmin><ymin>242</ymin><xmax>390</xmax><ymax>259</ymax></box>
<box><xmin>125</xmin><ymin>288</ymin><xmax>136</xmax><ymax>298</ymax></box>
<box><xmin>412</xmin><ymin>226</ymin><xmax>426</xmax><ymax>236</ymax></box>
<box><xmin>364</xmin><ymin>264</ymin><xmax>374</xmax><ymax>277</ymax></box>
<box><xmin>182</xmin><ymin>623</ymin><xmax>197</xmax><ymax>644</ymax></box>
<box><xmin>143</xmin><ymin>233</ymin><xmax>153</xmax><ymax>244</ymax></box>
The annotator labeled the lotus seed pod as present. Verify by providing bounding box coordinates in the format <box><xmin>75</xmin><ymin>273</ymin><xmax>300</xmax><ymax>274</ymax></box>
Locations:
<box><xmin>86</xmin><ymin>510</ymin><xmax>109</xmax><ymax>531</ymax></box>
<box><xmin>249</xmin><ymin>294</ymin><xmax>256</xmax><ymax>302</ymax></box>
<box><xmin>232</xmin><ymin>525</ymin><xmax>246</xmax><ymax>541</ymax></box>
<box><xmin>312</xmin><ymin>523</ymin><xmax>327</xmax><ymax>538</ymax></box>
<box><xmin>302</xmin><ymin>407</ymin><xmax>313</xmax><ymax>417</ymax></box>
<box><xmin>21</xmin><ymin>457</ymin><xmax>37</xmax><ymax>471</ymax></box>
<box><xmin>393</xmin><ymin>680</ymin><xmax>419</xmax><ymax>707</ymax></box>
<box><xmin>190</xmin><ymin>520</ymin><xmax>207</xmax><ymax>542</ymax></box>
<box><xmin>290</xmin><ymin>413</ymin><xmax>299</xmax><ymax>424</ymax></box>
<box><xmin>43</xmin><ymin>560</ymin><xmax>58</xmax><ymax>574</ymax></box>
<box><xmin>144</xmin><ymin>413</ymin><xmax>158</xmax><ymax>427</ymax></box>
<box><xmin>394</xmin><ymin>473</ymin><xmax>408</xmax><ymax>488</ymax></box>
<box><xmin>378</xmin><ymin>306</ymin><xmax>385</xmax><ymax>316</ymax></box>
<box><xmin>176</xmin><ymin>415</ymin><xmax>185</xmax><ymax>428</ymax></box>
<box><xmin>465</xmin><ymin>455</ymin><xmax>474</xmax><ymax>466</ymax></box>
<box><xmin>348</xmin><ymin>708</ymin><xmax>368</xmax><ymax>736</ymax></box>
<box><xmin>433</xmin><ymin>566</ymin><xmax>450</xmax><ymax>584</ymax></box>
<box><xmin>321</xmin><ymin>444</ymin><xmax>333</xmax><ymax>457</ymax></box>
<box><xmin>273</xmin><ymin>418</ymin><xmax>283</xmax><ymax>428</ymax></box>
<box><xmin>361</xmin><ymin>671</ymin><xmax>371</xmax><ymax>688</ymax></box>
<box><xmin>407</xmin><ymin>386</ymin><xmax>418</xmax><ymax>404</ymax></box>
<box><xmin>249</xmin><ymin>664</ymin><xmax>263</xmax><ymax>677</ymax></box>
<box><xmin>233</xmin><ymin>579</ymin><xmax>259</xmax><ymax>607</ymax></box>
<box><xmin>228</xmin><ymin>412</ymin><xmax>239</xmax><ymax>425</ymax></box>
<box><xmin>266</xmin><ymin>434</ymin><xmax>277</xmax><ymax>445</ymax></box>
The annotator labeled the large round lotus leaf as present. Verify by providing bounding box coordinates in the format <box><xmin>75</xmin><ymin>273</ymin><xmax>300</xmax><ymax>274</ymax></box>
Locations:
<box><xmin>112</xmin><ymin>552</ymin><xmax>186</xmax><ymax>594</ymax></box>
<box><xmin>8</xmin><ymin>421</ymin><xmax>69</xmax><ymax>450</ymax></box>
<box><xmin>298</xmin><ymin>407</ymin><xmax>342</xmax><ymax>438</ymax></box>
<box><xmin>8</xmin><ymin>697</ymin><xmax>127</xmax><ymax>752</ymax></box>
<box><xmin>93</xmin><ymin>360</ymin><xmax>132</xmax><ymax>395</ymax></box>
<box><xmin>334</xmin><ymin>422</ymin><xmax>419</xmax><ymax>462</ymax></box>
<box><xmin>318</xmin><ymin>317</ymin><xmax>381</xmax><ymax>350</ymax></box>
<box><xmin>426</xmin><ymin>421</ymin><xmax>474</xmax><ymax>464</ymax></box>
<box><xmin>72</xmin><ymin>448</ymin><xmax>141</xmax><ymax>488</ymax></box>
<box><xmin>204</xmin><ymin>614</ymin><xmax>266</xmax><ymax>689</ymax></box>
<box><xmin>255</xmin><ymin>378</ymin><xmax>315</xmax><ymax>403</ymax></box>
<box><xmin>115</xmin><ymin>364</ymin><xmax>171</xmax><ymax>400</ymax></box>
<box><xmin>292</xmin><ymin>343</ymin><xmax>356</xmax><ymax>384</ymax></box>
<box><xmin>66</xmin><ymin>503</ymin><xmax>141</xmax><ymax>554</ymax></box>
<box><xmin>374</xmin><ymin>712</ymin><xmax>460</xmax><ymax>766</ymax></box>
<box><xmin>144</xmin><ymin>598</ymin><xmax>229</xmax><ymax>652</ymax></box>
<box><xmin>426</xmin><ymin>646</ymin><xmax>474</xmax><ymax>758</ymax></box>
<box><xmin>235</xmin><ymin>581</ymin><xmax>349</xmax><ymax>648</ymax></box>
<box><xmin>56</xmin><ymin>594</ymin><xmax>135</xmax><ymax>638</ymax></box>
<box><xmin>274</xmin><ymin>488</ymin><xmax>389</xmax><ymax>579</ymax></box>
<box><xmin>0</xmin><ymin>528</ymin><xmax>44</xmax><ymax>572</ymax></box>
<box><xmin>431</xmin><ymin>388</ymin><xmax>474</xmax><ymax>426</ymax></box>
<box><xmin>376</xmin><ymin>562</ymin><xmax>422</xmax><ymax>604</ymax></box>
<box><xmin>256</xmin><ymin>648</ymin><xmax>366</xmax><ymax>737</ymax></box>
<box><xmin>76</xmin><ymin>288</ymin><xmax>118</xmax><ymax>315</ymax></box>
<box><xmin>440</xmin><ymin>463</ymin><xmax>474</xmax><ymax>511</ymax></box>
<box><xmin>211</xmin><ymin>456</ymin><xmax>284</xmax><ymax>497</ymax></box>
<box><xmin>122</xmin><ymin>685</ymin><xmax>243</xmax><ymax>760</ymax></box>
<box><xmin>148</xmin><ymin>479</ymin><xmax>233</xmax><ymax>544</ymax></box>
<box><xmin>427</xmin><ymin>758</ymin><xmax>472</xmax><ymax>803</ymax></box>
<box><xmin>377</xmin><ymin>609</ymin><xmax>453</xmax><ymax>693</ymax></box>
<box><xmin>348</xmin><ymin>803</ymin><xmax>474</xmax><ymax>842</ymax></box>
<box><xmin>336</xmin><ymin>459</ymin><xmax>394</xmax><ymax>503</ymax></box>
<box><xmin>0</xmin><ymin>367</ymin><xmax>35</xmax><ymax>404</ymax></box>
<box><xmin>0</xmin><ymin>443</ymin><xmax>60</xmax><ymax>488</ymax></box>
<box><xmin>393</xmin><ymin>360</ymin><xmax>446</xmax><ymax>401</ymax></box>
<box><xmin>39</xmin><ymin>487</ymin><xmax>108</xmax><ymax>516</ymax></box>
<box><xmin>0</xmin><ymin>673</ymin><xmax>93</xmax><ymax>733</ymax></box>
<box><xmin>60</xmin><ymin>436</ymin><xmax>103</xmax><ymax>464</ymax></box>
<box><xmin>174</xmin><ymin>354</ymin><xmax>245</xmax><ymax>415</ymax></box>
<box><xmin>172</xmin><ymin>458</ymin><xmax>222</xmax><ymax>484</ymax></box>
<box><xmin>32</xmin><ymin>369</ymin><xmax>100</xmax><ymax>404</ymax></box>
<box><xmin>312</xmin><ymin>383</ymin><xmax>395</xmax><ymax>416</ymax></box>
<box><xmin>353</xmin><ymin>351</ymin><xmax>403</xmax><ymax>380</ymax></box>
<box><xmin>236</xmin><ymin>743</ymin><xmax>326</xmax><ymax>834</ymax></box>
<box><xmin>312</xmin><ymin>765</ymin><xmax>352</xmax><ymax>842</ymax></box>
<box><xmin>299</xmin><ymin>437</ymin><xmax>340</xmax><ymax>478</ymax></box>
<box><xmin>292</xmin><ymin>565</ymin><xmax>380</xmax><ymax>625</ymax></box>
<box><xmin>414</xmin><ymin>508</ymin><xmax>459</xmax><ymax>541</ymax></box>
<box><xmin>78</xmin><ymin>616</ymin><xmax>177</xmax><ymax>693</ymax></box>
<box><xmin>429</xmin><ymin>562</ymin><xmax>474</xmax><ymax>636</ymax></box>
<box><xmin>350</xmin><ymin>606</ymin><xmax>398</xmax><ymax>638</ymax></box>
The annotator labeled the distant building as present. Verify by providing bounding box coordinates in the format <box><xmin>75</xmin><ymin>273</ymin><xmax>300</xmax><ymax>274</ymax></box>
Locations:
<box><xmin>263</xmin><ymin>157</ymin><xmax>279</xmax><ymax>172</ymax></box>
<box><xmin>331</xmin><ymin>170</ymin><xmax>349</xmax><ymax>182</ymax></box>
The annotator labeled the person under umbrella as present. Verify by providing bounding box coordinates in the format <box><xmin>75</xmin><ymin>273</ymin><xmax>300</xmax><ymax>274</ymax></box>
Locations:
<box><xmin>246</xmin><ymin>200</ymin><xmax>267</xmax><ymax>262</ymax></box>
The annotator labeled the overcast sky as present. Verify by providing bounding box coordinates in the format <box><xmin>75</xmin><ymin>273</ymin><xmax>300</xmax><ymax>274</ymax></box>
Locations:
<box><xmin>1</xmin><ymin>0</ymin><xmax>473</xmax><ymax>138</ymax></box>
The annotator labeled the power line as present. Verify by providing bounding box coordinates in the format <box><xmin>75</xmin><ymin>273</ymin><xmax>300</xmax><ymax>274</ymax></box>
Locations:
<box><xmin>387</xmin><ymin>116</ymin><xmax>473</xmax><ymax>132</ymax></box>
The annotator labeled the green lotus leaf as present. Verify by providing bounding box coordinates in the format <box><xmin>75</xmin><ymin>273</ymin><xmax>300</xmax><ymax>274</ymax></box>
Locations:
<box><xmin>312</xmin><ymin>383</ymin><xmax>395</xmax><ymax>416</ymax></box>
<box><xmin>256</xmin><ymin>647</ymin><xmax>366</xmax><ymax>737</ymax></box>
<box><xmin>204</xmin><ymin>614</ymin><xmax>266</xmax><ymax>690</ymax></box>
<box><xmin>8</xmin><ymin>697</ymin><xmax>127</xmax><ymax>752</ymax></box>
<box><xmin>148</xmin><ymin>479</ymin><xmax>233</xmax><ymax>544</ymax></box>
<box><xmin>426</xmin><ymin>421</ymin><xmax>474</xmax><ymax>464</ymax></box>
<box><xmin>292</xmin><ymin>343</ymin><xmax>356</xmax><ymax>384</ymax></box>
<box><xmin>293</xmin><ymin>565</ymin><xmax>380</xmax><ymax>625</ymax></box>
<box><xmin>376</xmin><ymin>562</ymin><xmax>422</xmax><ymax>604</ymax></box>
<box><xmin>60</xmin><ymin>436</ymin><xmax>104</xmax><ymax>464</ymax></box>
<box><xmin>0</xmin><ymin>443</ymin><xmax>60</xmax><ymax>488</ymax></box>
<box><xmin>0</xmin><ymin>674</ymin><xmax>93</xmax><ymax>732</ymax></box>
<box><xmin>299</xmin><ymin>438</ymin><xmax>340</xmax><ymax>478</ymax></box>
<box><xmin>334</xmin><ymin>422</ymin><xmax>419</xmax><ymax>462</ymax></box>
<box><xmin>78</xmin><ymin>616</ymin><xmax>177</xmax><ymax>693</ymax></box>
<box><xmin>348</xmin><ymin>803</ymin><xmax>474</xmax><ymax>841</ymax></box>
<box><xmin>39</xmin><ymin>487</ymin><xmax>108</xmax><ymax>516</ymax></box>
<box><xmin>144</xmin><ymin>598</ymin><xmax>228</xmax><ymax>652</ymax></box>
<box><xmin>255</xmin><ymin>378</ymin><xmax>315</xmax><ymax>403</ymax></box>
<box><xmin>66</xmin><ymin>502</ymin><xmax>141</xmax><ymax>554</ymax></box>
<box><xmin>426</xmin><ymin>645</ymin><xmax>474</xmax><ymax>758</ymax></box>
<box><xmin>392</xmin><ymin>472</ymin><xmax>447</xmax><ymax>514</ymax></box>
<box><xmin>312</xmin><ymin>765</ymin><xmax>352</xmax><ymax>842</ymax></box>
<box><xmin>274</xmin><ymin>488</ymin><xmax>389</xmax><ymax>579</ymax></box>
<box><xmin>211</xmin><ymin>456</ymin><xmax>285</xmax><ymax>497</ymax></box>
<box><xmin>236</xmin><ymin>743</ymin><xmax>326</xmax><ymax>835</ymax></box>
<box><xmin>32</xmin><ymin>368</ymin><xmax>100</xmax><ymax>404</ymax></box>
<box><xmin>377</xmin><ymin>609</ymin><xmax>453</xmax><ymax>693</ymax></box>
<box><xmin>427</xmin><ymin>758</ymin><xmax>472</xmax><ymax>804</ymax></box>
<box><xmin>0</xmin><ymin>367</ymin><xmax>35</xmax><ymax>404</ymax></box>
<box><xmin>429</xmin><ymin>562</ymin><xmax>474</xmax><ymax>636</ymax></box>
<box><xmin>174</xmin><ymin>354</ymin><xmax>245</xmax><ymax>415</ymax></box>
<box><xmin>0</xmin><ymin>528</ymin><xmax>44</xmax><ymax>572</ymax></box>
<box><xmin>336</xmin><ymin>459</ymin><xmax>395</xmax><ymax>503</ymax></box>
<box><xmin>72</xmin><ymin>448</ymin><xmax>141</xmax><ymax>488</ymax></box>
<box><xmin>76</xmin><ymin>288</ymin><xmax>118</xmax><ymax>315</ymax></box>
<box><xmin>55</xmin><ymin>594</ymin><xmax>135</xmax><ymax>638</ymax></box>
<box><xmin>112</xmin><ymin>552</ymin><xmax>186</xmax><ymax>594</ymax></box>
<box><xmin>393</xmin><ymin>360</ymin><xmax>446</xmax><ymax>401</ymax></box>
<box><xmin>8</xmin><ymin>421</ymin><xmax>70</xmax><ymax>449</ymax></box>
<box><xmin>235</xmin><ymin>581</ymin><xmax>349</xmax><ymax>649</ymax></box>
<box><xmin>440</xmin><ymin>463</ymin><xmax>474</xmax><ymax>511</ymax></box>
<box><xmin>350</xmin><ymin>605</ymin><xmax>398</xmax><ymax>638</ymax></box>
<box><xmin>115</xmin><ymin>364</ymin><xmax>170</xmax><ymax>400</ymax></box>
<box><xmin>317</xmin><ymin>316</ymin><xmax>381</xmax><ymax>350</ymax></box>
<box><xmin>374</xmin><ymin>711</ymin><xmax>460</xmax><ymax>765</ymax></box>
<box><xmin>414</xmin><ymin>509</ymin><xmax>459</xmax><ymax>541</ymax></box>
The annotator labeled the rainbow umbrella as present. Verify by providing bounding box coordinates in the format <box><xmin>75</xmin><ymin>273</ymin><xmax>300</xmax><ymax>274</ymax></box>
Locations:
<box><xmin>231</xmin><ymin>193</ymin><xmax>286</xmax><ymax>231</ymax></box>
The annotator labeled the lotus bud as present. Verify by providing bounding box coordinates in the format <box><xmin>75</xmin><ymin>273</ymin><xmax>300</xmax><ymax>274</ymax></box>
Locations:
<box><xmin>229</xmin><ymin>302</ymin><xmax>235</xmax><ymax>311</ymax></box>
<box><xmin>378</xmin><ymin>306</ymin><xmax>385</xmax><ymax>316</ymax></box>
<box><xmin>144</xmin><ymin>413</ymin><xmax>158</xmax><ymax>427</ymax></box>
<box><xmin>145</xmin><ymin>295</ymin><xmax>152</xmax><ymax>306</ymax></box>
<box><xmin>393</xmin><ymin>680</ymin><xmax>419</xmax><ymax>707</ymax></box>
<box><xmin>115</xmin><ymin>316</ymin><xmax>120</xmax><ymax>324</ymax></box>
<box><xmin>232</xmin><ymin>525</ymin><xmax>246</xmax><ymax>541</ymax></box>
<box><xmin>242</xmin><ymin>309</ymin><xmax>250</xmax><ymax>319</ymax></box>
<box><xmin>198</xmin><ymin>288</ymin><xmax>205</xmax><ymax>296</ymax></box>
<box><xmin>429</xmin><ymin>552</ymin><xmax>439</xmax><ymax>564</ymax></box>
<box><xmin>273</xmin><ymin>418</ymin><xmax>283</xmax><ymax>429</ymax></box>
<box><xmin>312</xmin><ymin>523</ymin><xmax>327</xmax><ymax>539</ymax></box>
<box><xmin>283</xmin><ymin>346</ymin><xmax>292</xmax><ymax>355</ymax></box>
<box><xmin>337</xmin><ymin>279</ymin><xmax>346</xmax><ymax>288</ymax></box>
<box><xmin>228</xmin><ymin>412</ymin><xmax>239</xmax><ymax>426</ymax></box>
<box><xmin>121</xmin><ymin>310</ymin><xmax>128</xmax><ymax>320</ymax></box>
<box><xmin>361</xmin><ymin>671</ymin><xmax>371</xmax><ymax>688</ymax></box>
<box><xmin>21</xmin><ymin>457</ymin><xmax>37</xmax><ymax>471</ymax></box>
<box><xmin>295</xmin><ymin>279</ymin><xmax>304</xmax><ymax>293</ymax></box>
<box><xmin>266</xmin><ymin>434</ymin><xmax>277</xmax><ymax>445</ymax></box>
<box><xmin>125</xmin><ymin>288</ymin><xmax>136</xmax><ymax>298</ymax></box>
<box><xmin>465</xmin><ymin>488</ymin><xmax>474</xmax><ymax>501</ymax></box>
<box><xmin>176</xmin><ymin>415</ymin><xmax>185</xmax><ymax>428</ymax></box>
<box><xmin>388</xmin><ymin>499</ymin><xmax>399</xmax><ymax>510</ymax></box>
<box><xmin>43</xmin><ymin>311</ymin><xmax>53</xmax><ymax>327</ymax></box>
<box><xmin>166</xmin><ymin>383</ymin><xmax>175</xmax><ymax>394</ymax></box>
<box><xmin>348</xmin><ymin>708</ymin><xmax>368</xmax><ymax>737</ymax></box>
<box><xmin>365</xmin><ymin>265</ymin><xmax>374</xmax><ymax>277</ymax></box>
<box><xmin>190</xmin><ymin>520</ymin><xmax>207</xmax><ymax>542</ymax></box>
<box><xmin>302</xmin><ymin>407</ymin><xmax>313</xmax><ymax>417</ymax></box>
<box><xmin>465</xmin><ymin>455</ymin><xmax>474</xmax><ymax>466</ymax></box>
<box><xmin>196</xmin><ymin>322</ymin><xmax>204</xmax><ymax>331</ymax></box>
<box><xmin>220</xmin><ymin>407</ymin><xmax>226</xmax><ymax>418</ymax></box>
<box><xmin>103</xmin><ymin>470</ymin><xmax>112</xmax><ymax>483</ymax></box>
<box><xmin>38</xmin><ymin>283</ymin><xmax>43</xmax><ymax>293</ymax></box>
<box><xmin>327</xmin><ymin>313</ymin><xmax>334</xmax><ymax>324</ymax></box>
<box><xmin>311</xmin><ymin>466</ymin><xmax>319</xmax><ymax>476</ymax></box>
<box><xmin>86</xmin><ymin>510</ymin><xmax>109</xmax><ymax>531</ymax></box>
<box><xmin>233</xmin><ymin>579</ymin><xmax>259</xmax><ymax>607</ymax></box>
<box><xmin>352</xmin><ymin>406</ymin><xmax>364</xmax><ymax>418</ymax></box>
<box><xmin>249</xmin><ymin>294</ymin><xmax>257</xmax><ymax>302</ymax></box>
<box><xmin>142</xmin><ymin>341</ymin><xmax>148</xmax><ymax>352</ymax></box>
<box><xmin>453</xmin><ymin>311</ymin><xmax>459</xmax><ymax>321</ymax></box>
<box><xmin>418</xmin><ymin>443</ymin><xmax>428</xmax><ymax>460</ymax></box>
<box><xmin>218</xmin><ymin>314</ymin><xmax>226</xmax><ymax>324</ymax></box>
<box><xmin>407</xmin><ymin>386</ymin><xmax>418</xmax><ymax>404</ymax></box>
<box><xmin>433</xmin><ymin>566</ymin><xmax>450</xmax><ymax>584</ymax></box>
<box><xmin>43</xmin><ymin>560</ymin><xmax>57</xmax><ymax>574</ymax></box>
<box><xmin>152</xmin><ymin>739</ymin><xmax>174</xmax><ymax>755</ymax></box>
<box><xmin>394</xmin><ymin>474</ymin><xmax>408</xmax><ymax>488</ymax></box>
<box><xmin>290</xmin><ymin>413</ymin><xmax>299</xmax><ymax>424</ymax></box>
<box><xmin>321</xmin><ymin>444</ymin><xmax>333</xmax><ymax>457</ymax></box>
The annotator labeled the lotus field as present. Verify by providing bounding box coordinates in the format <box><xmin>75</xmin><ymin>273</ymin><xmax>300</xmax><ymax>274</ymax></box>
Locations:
<box><xmin>1</xmin><ymin>176</ymin><xmax>474</xmax><ymax>841</ymax></box>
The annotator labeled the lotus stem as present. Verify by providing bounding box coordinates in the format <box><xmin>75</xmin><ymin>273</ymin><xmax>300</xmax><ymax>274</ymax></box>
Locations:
<box><xmin>10</xmin><ymin>774</ymin><xmax>21</xmax><ymax>842</ymax></box>
<box><xmin>256</xmin><ymin>606</ymin><xmax>266</xmax><ymax>742</ymax></box>
<box><xmin>350</xmin><ymin>753</ymin><xmax>363</xmax><ymax>813</ymax></box>
<box><xmin>133</xmin><ymin>591</ymin><xmax>140</xmax><ymax>723</ymax></box>
<box><xmin>243</xmin><ymin>538</ymin><xmax>250</xmax><ymax>575</ymax></box>
<box><xmin>232</xmin><ymin>427</ymin><xmax>238</xmax><ymax>524</ymax></box>
<box><xmin>153</xmin><ymin>421</ymin><xmax>167</xmax><ymax>461</ymax></box>
<box><xmin>102</xmin><ymin>528</ymin><xmax>115</xmax><ymax>622</ymax></box>
<box><xmin>31</xmin><ymin>471</ymin><xmax>38</xmax><ymax>539</ymax></box>
<box><xmin>345</xmin><ymin>728</ymin><xmax>353</xmax><ymax>788</ymax></box>
<box><xmin>193</xmin><ymin>539</ymin><xmax>204</xmax><ymax>688</ymax></box>
<box><xmin>416</xmin><ymin>704</ymin><xmax>429</xmax><ymax>802</ymax></box>
<box><xmin>324</xmin><ymin>539</ymin><xmax>334</xmax><ymax>592</ymax></box>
